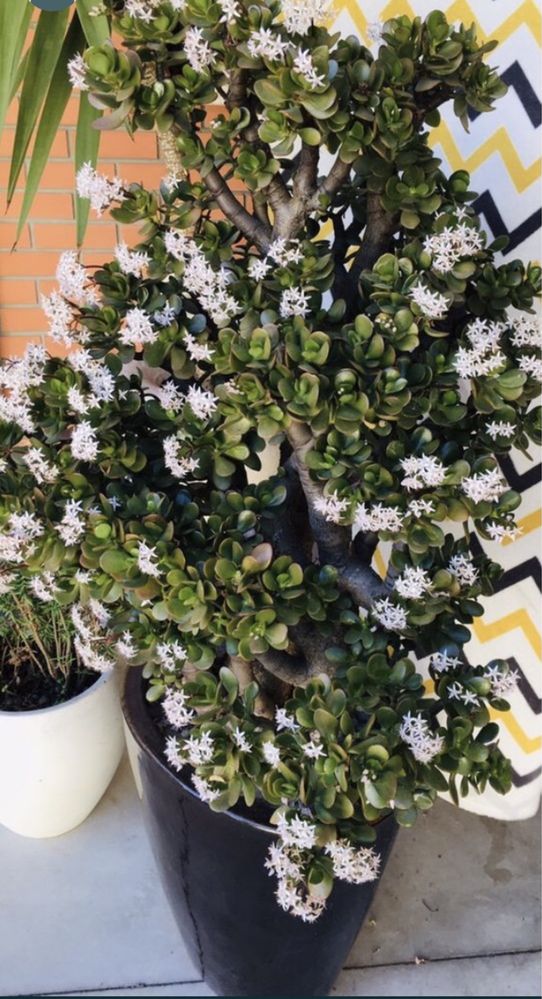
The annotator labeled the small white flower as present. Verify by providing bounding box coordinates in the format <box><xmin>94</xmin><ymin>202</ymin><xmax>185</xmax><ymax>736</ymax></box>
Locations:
<box><xmin>56</xmin><ymin>498</ymin><xmax>86</xmax><ymax>546</ymax></box>
<box><xmin>116</xmin><ymin>632</ymin><xmax>137</xmax><ymax>660</ymax></box>
<box><xmin>410</xmin><ymin>281</ymin><xmax>448</xmax><ymax>320</ymax></box>
<box><xmin>353</xmin><ymin>502</ymin><xmax>403</xmax><ymax>535</ymax></box>
<box><xmin>22</xmin><ymin>447</ymin><xmax>57</xmax><ymax>484</ymax></box>
<box><xmin>461</xmin><ymin>689</ymin><xmax>480</xmax><ymax>708</ymax></box>
<box><xmin>448</xmin><ymin>553</ymin><xmax>478</xmax><ymax>587</ymax></box>
<box><xmin>186</xmin><ymin>384</ymin><xmax>218</xmax><ymax>421</ymax></box>
<box><xmin>247</xmin><ymin>28</ymin><xmax>290</xmax><ymax>62</ymax></box>
<box><xmin>30</xmin><ymin>572</ymin><xmax>57</xmax><ymax>603</ymax></box>
<box><xmin>163</xmin><ymin>436</ymin><xmax>199</xmax><ymax>480</ymax></box>
<box><xmin>89</xmin><ymin>597</ymin><xmax>111</xmax><ymax>627</ymax></box>
<box><xmin>248</xmin><ymin>257</ymin><xmax>272</xmax><ymax>281</ymax></box>
<box><xmin>67</xmin><ymin>53</ymin><xmax>88</xmax><ymax>90</ymax></box>
<box><xmin>372</xmin><ymin>597</ymin><xmax>408</xmax><ymax>632</ymax></box>
<box><xmin>192</xmin><ymin>774</ymin><xmax>220</xmax><ymax>803</ymax></box>
<box><xmin>448</xmin><ymin>681</ymin><xmax>463</xmax><ymax>701</ymax></box>
<box><xmin>407</xmin><ymin>498</ymin><xmax>434</xmax><ymax>518</ymax></box>
<box><xmin>394</xmin><ymin>566</ymin><xmax>431</xmax><ymax>600</ymax></box>
<box><xmin>120</xmin><ymin>307</ymin><xmax>157</xmax><ymax>346</ymax></box>
<box><xmin>71</xmin><ymin>421</ymin><xmax>99</xmax><ymax>462</ymax></box>
<box><xmin>277</xmin><ymin>812</ymin><xmax>317</xmax><ymax>849</ymax></box>
<box><xmin>267</xmin><ymin>239</ymin><xmax>303</xmax><ymax>266</ymax></box>
<box><xmin>156</xmin><ymin>641</ymin><xmax>187</xmax><ymax>670</ymax></box>
<box><xmin>280</xmin><ymin>286</ymin><xmax>310</xmax><ymax>319</ymax></box>
<box><xmin>164</xmin><ymin>734</ymin><xmax>184</xmax><ymax>772</ymax></box>
<box><xmin>115</xmin><ymin>241</ymin><xmax>150</xmax><ymax>278</ymax></box>
<box><xmin>325</xmin><ymin>839</ymin><xmax>380</xmax><ymax>884</ymax></box>
<box><xmin>484</xmin><ymin>663</ymin><xmax>519</xmax><ymax>699</ymax></box>
<box><xmin>399</xmin><ymin>713</ymin><xmax>444</xmax><ymax>763</ymax></box>
<box><xmin>313</xmin><ymin>492</ymin><xmax>348</xmax><ymax>524</ymax></box>
<box><xmin>485</xmin><ymin>520</ymin><xmax>522</xmax><ymax>544</ymax></box>
<box><xmin>262</xmin><ymin>741</ymin><xmax>281</xmax><ymax>767</ymax></box>
<box><xmin>430</xmin><ymin>651</ymin><xmax>461</xmax><ymax>673</ymax></box>
<box><xmin>184</xmin><ymin>26</ymin><xmax>214</xmax><ymax>72</ymax></box>
<box><xmin>281</xmin><ymin>0</ymin><xmax>333</xmax><ymax>35</ymax></box>
<box><xmin>485</xmin><ymin>420</ymin><xmax>515</xmax><ymax>440</ymax></box>
<box><xmin>509</xmin><ymin>315</ymin><xmax>541</xmax><ymax>349</ymax></box>
<box><xmin>56</xmin><ymin>251</ymin><xmax>99</xmax><ymax>306</ymax></box>
<box><xmin>184</xmin><ymin>333</ymin><xmax>213</xmax><ymax>363</ymax></box>
<box><xmin>76</xmin><ymin>163</ymin><xmax>124</xmax><ymax>216</ymax></box>
<box><xmin>183</xmin><ymin>731</ymin><xmax>215</xmax><ymax>766</ymax></box>
<box><xmin>41</xmin><ymin>292</ymin><xmax>79</xmax><ymax>345</ymax></box>
<box><xmin>400</xmin><ymin>455</ymin><xmax>445</xmax><ymax>490</ymax></box>
<box><xmin>518</xmin><ymin>354</ymin><xmax>542</xmax><ymax>381</ymax></box>
<box><xmin>163</xmin><ymin>688</ymin><xmax>195</xmax><ymax>730</ymax></box>
<box><xmin>292</xmin><ymin>49</ymin><xmax>325</xmax><ymax>88</ymax></box>
<box><xmin>303</xmin><ymin>739</ymin><xmax>325</xmax><ymax>760</ymax></box>
<box><xmin>275</xmin><ymin>707</ymin><xmax>299</xmax><ymax>732</ymax></box>
<box><xmin>232</xmin><ymin>727</ymin><xmax>252</xmax><ymax>752</ymax></box>
<box><xmin>461</xmin><ymin>468</ymin><xmax>506</xmax><ymax>504</ymax></box>
<box><xmin>138</xmin><ymin>540</ymin><xmax>162</xmax><ymax>579</ymax></box>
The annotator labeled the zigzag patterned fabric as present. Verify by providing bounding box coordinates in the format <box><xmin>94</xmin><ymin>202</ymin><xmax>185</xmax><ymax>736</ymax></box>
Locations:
<box><xmin>332</xmin><ymin>0</ymin><xmax>541</xmax><ymax>820</ymax></box>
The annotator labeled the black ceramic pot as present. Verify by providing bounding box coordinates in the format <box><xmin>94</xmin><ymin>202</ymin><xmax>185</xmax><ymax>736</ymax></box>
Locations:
<box><xmin>123</xmin><ymin>667</ymin><xmax>398</xmax><ymax>998</ymax></box>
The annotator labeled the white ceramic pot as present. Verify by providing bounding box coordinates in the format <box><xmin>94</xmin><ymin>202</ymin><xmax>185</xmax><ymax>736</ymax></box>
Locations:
<box><xmin>0</xmin><ymin>670</ymin><xmax>125</xmax><ymax>838</ymax></box>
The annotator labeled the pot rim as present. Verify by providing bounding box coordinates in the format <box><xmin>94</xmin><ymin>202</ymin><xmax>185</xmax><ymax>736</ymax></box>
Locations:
<box><xmin>0</xmin><ymin>668</ymin><xmax>109</xmax><ymax>720</ymax></box>
<box><xmin>122</xmin><ymin>665</ymin><xmax>277</xmax><ymax>837</ymax></box>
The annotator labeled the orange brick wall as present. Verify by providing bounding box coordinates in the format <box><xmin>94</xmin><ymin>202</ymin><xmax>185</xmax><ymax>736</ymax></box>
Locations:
<box><xmin>0</xmin><ymin>92</ymin><xmax>162</xmax><ymax>358</ymax></box>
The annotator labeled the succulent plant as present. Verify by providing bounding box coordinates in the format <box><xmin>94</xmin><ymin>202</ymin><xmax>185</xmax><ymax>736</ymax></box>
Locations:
<box><xmin>0</xmin><ymin>1</ymin><xmax>539</xmax><ymax>921</ymax></box>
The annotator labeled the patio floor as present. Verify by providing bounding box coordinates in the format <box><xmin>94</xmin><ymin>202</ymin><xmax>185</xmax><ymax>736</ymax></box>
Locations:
<box><xmin>0</xmin><ymin>754</ymin><xmax>540</xmax><ymax>997</ymax></box>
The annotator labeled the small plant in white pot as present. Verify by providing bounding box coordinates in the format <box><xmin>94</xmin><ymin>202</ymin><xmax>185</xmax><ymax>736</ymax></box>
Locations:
<box><xmin>0</xmin><ymin>573</ymin><xmax>124</xmax><ymax>838</ymax></box>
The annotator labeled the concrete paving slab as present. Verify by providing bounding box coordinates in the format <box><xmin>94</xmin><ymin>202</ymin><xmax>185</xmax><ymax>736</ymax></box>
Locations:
<box><xmin>0</xmin><ymin>756</ymin><xmax>198</xmax><ymax>997</ymax></box>
<box><xmin>349</xmin><ymin>799</ymin><xmax>541</xmax><ymax>968</ymax></box>
<box><xmin>1</xmin><ymin>750</ymin><xmax>539</xmax><ymax>998</ymax></box>
<box><xmin>334</xmin><ymin>951</ymin><xmax>542</xmax><ymax>997</ymax></box>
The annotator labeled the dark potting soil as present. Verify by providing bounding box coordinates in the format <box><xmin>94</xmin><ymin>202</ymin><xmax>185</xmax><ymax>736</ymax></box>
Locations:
<box><xmin>0</xmin><ymin>660</ymin><xmax>97</xmax><ymax>712</ymax></box>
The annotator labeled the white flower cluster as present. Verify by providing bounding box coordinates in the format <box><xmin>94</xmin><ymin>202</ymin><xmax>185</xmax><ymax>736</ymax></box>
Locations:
<box><xmin>485</xmin><ymin>520</ymin><xmax>521</xmax><ymax>543</ymax></box>
<box><xmin>156</xmin><ymin>640</ymin><xmax>187</xmax><ymax>670</ymax></box>
<box><xmin>163</xmin><ymin>436</ymin><xmax>199</xmax><ymax>480</ymax></box>
<box><xmin>423</xmin><ymin>221</ymin><xmax>483</xmax><ymax>273</ymax></box>
<box><xmin>138</xmin><ymin>540</ymin><xmax>162</xmax><ymax>579</ymax></box>
<box><xmin>76</xmin><ymin>163</ymin><xmax>124</xmax><ymax>216</ymax></box>
<box><xmin>247</xmin><ymin>28</ymin><xmax>290</xmax><ymax>61</ymax></box>
<box><xmin>184</xmin><ymin>332</ymin><xmax>213</xmax><ymax>363</ymax></box>
<box><xmin>461</xmin><ymin>468</ymin><xmax>506</xmax><ymax>504</ymax></box>
<box><xmin>353</xmin><ymin>502</ymin><xmax>403</xmax><ymax>535</ymax></box>
<box><xmin>30</xmin><ymin>572</ymin><xmax>58</xmax><ymax>603</ymax></box>
<box><xmin>454</xmin><ymin>318</ymin><xmax>507</xmax><ymax>380</ymax></box>
<box><xmin>183</xmin><ymin>731</ymin><xmax>215</xmax><ymax>766</ymax></box>
<box><xmin>448</xmin><ymin>552</ymin><xmax>478</xmax><ymax>587</ymax></box>
<box><xmin>275</xmin><ymin>706</ymin><xmax>299</xmax><ymax>731</ymax></box>
<box><xmin>509</xmin><ymin>314</ymin><xmax>541</xmax><ymax>349</ymax></box>
<box><xmin>484</xmin><ymin>662</ymin><xmax>520</xmax><ymax>699</ymax></box>
<box><xmin>400</xmin><ymin>454</ymin><xmax>445</xmax><ymax>490</ymax></box>
<box><xmin>162</xmin><ymin>688</ymin><xmax>195</xmax><ymax>730</ymax></box>
<box><xmin>0</xmin><ymin>344</ymin><xmax>47</xmax><ymax>434</ymax></box>
<box><xmin>116</xmin><ymin>631</ymin><xmax>137</xmax><ymax>660</ymax></box>
<box><xmin>394</xmin><ymin>566</ymin><xmax>431</xmax><ymax>600</ymax></box>
<box><xmin>22</xmin><ymin>447</ymin><xmax>57</xmax><ymax>484</ymax></box>
<box><xmin>68</xmin><ymin>349</ymin><xmax>116</xmax><ymax>403</ymax></box>
<box><xmin>313</xmin><ymin>493</ymin><xmax>348</xmax><ymax>523</ymax></box>
<box><xmin>67</xmin><ymin>53</ymin><xmax>88</xmax><ymax>90</ymax></box>
<box><xmin>280</xmin><ymin>0</ymin><xmax>334</xmax><ymax>35</ymax></box>
<box><xmin>410</xmin><ymin>281</ymin><xmax>448</xmax><ymax>320</ymax></box>
<box><xmin>164</xmin><ymin>230</ymin><xmax>239</xmax><ymax>326</ymax></box>
<box><xmin>41</xmin><ymin>292</ymin><xmax>79</xmax><ymax>346</ymax></box>
<box><xmin>191</xmin><ymin>773</ymin><xmax>221</xmax><ymax>803</ymax></box>
<box><xmin>407</xmin><ymin>498</ymin><xmax>434</xmax><ymax>518</ymax></box>
<box><xmin>56</xmin><ymin>251</ymin><xmax>99</xmax><ymax>306</ymax></box>
<box><xmin>184</xmin><ymin>26</ymin><xmax>214</xmax><ymax>73</ymax></box>
<box><xmin>447</xmin><ymin>682</ymin><xmax>480</xmax><ymax>707</ymax></box>
<box><xmin>115</xmin><ymin>242</ymin><xmax>150</xmax><ymax>278</ymax></box>
<box><xmin>232</xmin><ymin>727</ymin><xmax>252</xmax><ymax>753</ymax></box>
<box><xmin>430</xmin><ymin>650</ymin><xmax>461</xmax><ymax>673</ymax></box>
<box><xmin>0</xmin><ymin>511</ymin><xmax>43</xmax><ymax>565</ymax></box>
<box><xmin>265</xmin><ymin>841</ymin><xmax>325</xmax><ymax>922</ymax></box>
<box><xmin>71</xmin><ymin>602</ymin><xmax>115</xmax><ymax>673</ymax></box>
<box><xmin>518</xmin><ymin>353</ymin><xmax>542</xmax><ymax>381</ymax></box>
<box><xmin>56</xmin><ymin>499</ymin><xmax>86</xmax><ymax>546</ymax></box>
<box><xmin>372</xmin><ymin>597</ymin><xmax>408</xmax><ymax>632</ymax></box>
<box><xmin>262</xmin><ymin>740</ymin><xmax>281</xmax><ymax>767</ymax></box>
<box><xmin>485</xmin><ymin>420</ymin><xmax>515</xmax><ymax>441</ymax></box>
<box><xmin>325</xmin><ymin>839</ymin><xmax>380</xmax><ymax>884</ymax></box>
<box><xmin>248</xmin><ymin>238</ymin><xmax>302</xmax><ymax>282</ymax></box>
<box><xmin>71</xmin><ymin>421</ymin><xmax>99</xmax><ymax>462</ymax></box>
<box><xmin>120</xmin><ymin>307</ymin><xmax>157</xmax><ymax>346</ymax></box>
<box><xmin>399</xmin><ymin>712</ymin><xmax>444</xmax><ymax>763</ymax></box>
<box><xmin>292</xmin><ymin>49</ymin><xmax>325</xmax><ymax>88</ymax></box>
<box><xmin>186</xmin><ymin>384</ymin><xmax>218</xmax><ymax>421</ymax></box>
<box><xmin>280</xmin><ymin>286</ymin><xmax>310</xmax><ymax>319</ymax></box>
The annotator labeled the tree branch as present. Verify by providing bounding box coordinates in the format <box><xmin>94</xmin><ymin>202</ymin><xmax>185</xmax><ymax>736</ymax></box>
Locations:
<box><xmin>202</xmin><ymin>166</ymin><xmax>272</xmax><ymax>250</ymax></box>
<box><xmin>309</xmin><ymin>155</ymin><xmax>351</xmax><ymax>210</ymax></box>
<box><xmin>350</xmin><ymin>191</ymin><xmax>398</xmax><ymax>282</ymax></box>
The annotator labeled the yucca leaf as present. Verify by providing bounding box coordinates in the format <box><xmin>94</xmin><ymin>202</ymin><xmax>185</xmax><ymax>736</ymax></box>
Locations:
<box><xmin>7</xmin><ymin>8</ymin><xmax>70</xmax><ymax>204</ymax></box>
<box><xmin>77</xmin><ymin>0</ymin><xmax>110</xmax><ymax>47</ymax></box>
<box><xmin>9</xmin><ymin>49</ymin><xmax>30</xmax><ymax>106</ymax></box>
<box><xmin>0</xmin><ymin>0</ymin><xmax>32</xmax><ymax>139</ymax></box>
<box><xmin>15</xmin><ymin>15</ymin><xmax>86</xmax><ymax>246</ymax></box>
<box><xmin>75</xmin><ymin>93</ymin><xmax>101</xmax><ymax>246</ymax></box>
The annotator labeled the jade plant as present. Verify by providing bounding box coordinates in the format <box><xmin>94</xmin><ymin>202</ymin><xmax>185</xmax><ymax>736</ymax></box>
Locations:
<box><xmin>1</xmin><ymin>1</ymin><xmax>540</xmax><ymax>920</ymax></box>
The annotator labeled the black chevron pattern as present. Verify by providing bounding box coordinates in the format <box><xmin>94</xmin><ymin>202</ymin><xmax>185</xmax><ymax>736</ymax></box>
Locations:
<box><xmin>498</xmin><ymin>454</ymin><xmax>542</xmax><ymax>493</ymax></box>
<box><xmin>474</xmin><ymin>191</ymin><xmax>541</xmax><ymax>254</ymax></box>
<box><xmin>469</xmin><ymin>62</ymin><xmax>542</xmax><ymax>128</ymax></box>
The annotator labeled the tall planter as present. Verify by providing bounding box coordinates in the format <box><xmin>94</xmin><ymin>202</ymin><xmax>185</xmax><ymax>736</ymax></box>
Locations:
<box><xmin>123</xmin><ymin>667</ymin><xmax>398</xmax><ymax>997</ymax></box>
<box><xmin>0</xmin><ymin>670</ymin><xmax>124</xmax><ymax>838</ymax></box>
